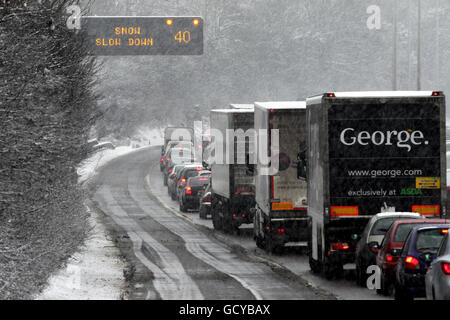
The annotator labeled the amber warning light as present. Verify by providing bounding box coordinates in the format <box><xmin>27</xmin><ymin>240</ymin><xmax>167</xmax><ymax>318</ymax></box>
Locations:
<box><xmin>82</xmin><ymin>16</ymin><xmax>203</xmax><ymax>56</ymax></box>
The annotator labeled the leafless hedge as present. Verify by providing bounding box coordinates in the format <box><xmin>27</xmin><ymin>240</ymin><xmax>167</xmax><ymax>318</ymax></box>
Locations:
<box><xmin>0</xmin><ymin>0</ymin><xmax>98</xmax><ymax>299</ymax></box>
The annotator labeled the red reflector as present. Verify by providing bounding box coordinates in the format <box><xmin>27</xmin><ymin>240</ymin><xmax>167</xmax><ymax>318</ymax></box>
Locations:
<box><xmin>330</xmin><ymin>206</ymin><xmax>359</xmax><ymax>217</ymax></box>
<box><xmin>405</xmin><ymin>256</ymin><xmax>420</xmax><ymax>270</ymax></box>
<box><xmin>331</xmin><ymin>242</ymin><xmax>349</xmax><ymax>250</ymax></box>
<box><xmin>412</xmin><ymin>205</ymin><xmax>440</xmax><ymax>216</ymax></box>
<box><xmin>185</xmin><ymin>187</ymin><xmax>192</xmax><ymax>195</ymax></box>
<box><xmin>441</xmin><ymin>262</ymin><xmax>450</xmax><ymax>275</ymax></box>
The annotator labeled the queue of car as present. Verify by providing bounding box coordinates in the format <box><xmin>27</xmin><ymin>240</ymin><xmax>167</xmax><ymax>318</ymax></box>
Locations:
<box><xmin>160</xmin><ymin>139</ymin><xmax>211</xmax><ymax>216</ymax></box>
<box><xmin>159</xmin><ymin>93</ymin><xmax>450</xmax><ymax>302</ymax></box>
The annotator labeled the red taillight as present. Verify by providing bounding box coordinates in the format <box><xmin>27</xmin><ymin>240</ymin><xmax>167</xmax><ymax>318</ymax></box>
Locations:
<box><xmin>232</xmin><ymin>214</ymin><xmax>236</xmax><ymax>217</ymax></box>
<box><xmin>160</xmin><ymin>157</ymin><xmax>164</xmax><ymax>162</ymax></box>
<box><xmin>168</xmin><ymin>168</ymin><xmax>172</xmax><ymax>173</ymax></box>
<box><xmin>166</xmin><ymin>157</ymin><xmax>170</xmax><ymax>162</ymax></box>
<box><xmin>442</xmin><ymin>229</ymin><xmax>449</xmax><ymax>235</ymax></box>
<box><xmin>385</xmin><ymin>255</ymin><xmax>393</xmax><ymax>262</ymax></box>
<box><xmin>196</xmin><ymin>167</ymin><xmax>203</xmax><ymax>171</ymax></box>
<box><xmin>185</xmin><ymin>187</ymin><xmax>192</xmax><ymax>195</ymax></box>
<box><xmin>199</xmin><ymin>178</ymin><xmax>208</xmax><ymax>181</ymax></box>
<box><xmin>432</xmin><ymin>91</ymin><xmax>440</xmax><ymax>96</ymax></box>
<box><xmin>277</xmin><ymin>228</ymin><xmax>285</xmax><ymax>234</ymax></box>
<box><xmin>405</xmin><ymin>256</ymin><xmax>420</xmax><ymax>270</ymax></box>
<box><xmin>205</xmin><ymin>195</ymin><xmax>210</xmax><ymax>202</ymax></box>
<box><xmin>331</xmin><ymin>242</ymin><xmax>349</xmax><ymax>250</ymax></box>
<box><xmin>181</xmin><ymin>178</ymin><xmax>186</xmax><ymax>183</ymax></box>
<box><xmin>441</xmin><ymin>262</ymin><xmax>450</xmax><ymax>275</ymax></box>
<box><xmin>241</xmin><ymin>214</ymin><xmax>246</xmax><ymax>218</ymax></box>
<box><xmin>326</xmin><ymin>93</ymin><xmax>335</xmax><ymax>98</ymax></box>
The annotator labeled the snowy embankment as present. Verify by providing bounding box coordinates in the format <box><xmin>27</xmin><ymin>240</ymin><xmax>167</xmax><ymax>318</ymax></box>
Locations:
<box><xmin>36</xmin><ymin>146</ymin><xmax>144</xmax><ymax>300</ymax></box>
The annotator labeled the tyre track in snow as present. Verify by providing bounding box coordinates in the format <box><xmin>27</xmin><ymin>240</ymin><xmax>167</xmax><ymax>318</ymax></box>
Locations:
<box><xmin>92</xmin><ymin>146</ymin><xmax>325</xmax><ymax>300</ymax></box>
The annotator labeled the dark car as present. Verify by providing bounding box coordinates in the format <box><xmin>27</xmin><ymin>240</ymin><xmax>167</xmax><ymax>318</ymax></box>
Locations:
<box><xmin>394</xmin><ymin>224</ymin><xmax>450</xmax><ymax>300</ymax></box>
<box><xmin>167</xmin><ymin>164</ymin><xmax>186</xmax><ymax>200</ymax></box>
<box><xmin>199</xmin><ymin>183</ymin><xmax>211</xmax><ymax>219</ymax></box>
<box><xmin>355</xmin><ymin>212</ymin><xmax>421</xmax><ymax>286</ymax></box>
<box><xmin>179</xmin><ymin>175</ymin><xmax>210</xmax><ymax>212</ymax></box>
<box><xmin>163</xmin><ymin>147</ymin><xmax>193</xmax><ymax>186</ymax></box>
<box><xmin>376</xmin><ymin>218</ymin><xmax>449</xmax><ymax>296</ymax></box>
<box><xmin>176</xmin><ymin>164</ymin><xmax>204</xmax><ymax>201</ymax></box>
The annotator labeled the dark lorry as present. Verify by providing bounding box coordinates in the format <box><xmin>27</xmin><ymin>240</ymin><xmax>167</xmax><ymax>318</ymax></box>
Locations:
<box><xmin>252</xmin><ymin>101</ymin><xmax>309</xmax><ymax>253</ymax></box>
<box><xmin>306</xmin><ymin>91</ymin><xmax>447</xmax><ymax>278</ymax></box>
<box><xmin>210</xmin><ymin>108</ymin><xmax>256</xmax><ymax>233</ymax></box>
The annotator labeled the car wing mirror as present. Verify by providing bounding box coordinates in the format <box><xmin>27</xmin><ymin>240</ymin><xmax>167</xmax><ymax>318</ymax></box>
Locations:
<box><xmin>368</xmin><ymin>241</ymin><xmax>379</xmax><ymax>253</ymax></box>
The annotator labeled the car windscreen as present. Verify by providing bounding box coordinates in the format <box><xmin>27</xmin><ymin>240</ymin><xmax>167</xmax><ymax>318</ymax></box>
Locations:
<box><xmin>415</xmin><ymin>229</ymin><xmax>448</xmax><ymax>253</ymax></box>
<box><xmin>394</xmin><ymin>223</ymin><xmax>422</xmax><ymax>242</ymax></box>
<box><xmin>370</xmin><ymin>218</ymin><xmax>397</xmax><ymax>236</ymax></box>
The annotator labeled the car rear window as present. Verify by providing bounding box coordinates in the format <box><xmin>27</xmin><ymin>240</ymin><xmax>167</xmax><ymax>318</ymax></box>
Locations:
<box><xmin>416</xmin><ymin>229</ymin><xmax>448</xmax><ymax>253</ymax></box>
<box><xmin>184</xmin><ymin>169</ymin><xmax>200</xmax><ymax>179</ymax></box>
<box><xmin>370</xmin><ymin>218</ymin><xmax>396</xmax><ymax>236</ymax></box>
<box><xmin>394</xmin><ymin>223</ymin><xmax>420</xmax><ymax>242</ymax></box>
<box><xmin>189</xmin><ymin>177</ymin><xmax>210</xmax><ymax>187</ymax></box>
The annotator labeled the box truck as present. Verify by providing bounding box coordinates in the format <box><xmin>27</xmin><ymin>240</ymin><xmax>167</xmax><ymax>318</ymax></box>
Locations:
<box><xmin>252</xmin><ymin>101</ymin><xmax>309</xmax><ymax>253</ymax></box>
<box><xmin>210</xmin><ymin>108</ymin><xmax>256</xmax><ymax>233</ymax></box>
<box><xmin>306</xmin><ymin>91</ymin><xmax>446</xmax><ymax>278</ymax></box>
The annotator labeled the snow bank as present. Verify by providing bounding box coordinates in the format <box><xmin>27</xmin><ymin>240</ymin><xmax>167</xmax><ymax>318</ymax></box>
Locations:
<box><xmin>36</xmin><ymin>207</ymin><xmax>128</xmax><ymax>300</ymax></box>
<box><xmin>77</xmin><ymin>146</ymin><xmax>136</xmax><ymax>184</ymax></box>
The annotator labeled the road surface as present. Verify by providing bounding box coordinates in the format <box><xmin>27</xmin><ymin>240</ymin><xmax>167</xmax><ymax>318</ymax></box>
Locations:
<box><xmin>89</xmin><ymin>146</ymin><xmax>387</xmax><ymax>300</ymax></box>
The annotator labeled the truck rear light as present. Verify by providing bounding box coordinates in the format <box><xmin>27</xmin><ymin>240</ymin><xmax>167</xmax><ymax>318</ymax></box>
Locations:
<box><xmin>441</xmin><ymin>262</ymin><xmax>450</xmax><ymax>275</ymax></box>
<box><xmin>185</xmin><ymin>187</ymin><xmax>192</xmax><ymax>195</ymax></box>
<box><xmin>405</xmin><ymin>256</ymin><xmax>420</xmax><ymax>270</ymax></box>
<box><xmin>331</xmin><ymin>242</ymin><xmax>349</xmax><ymax>250</ymax></box>
<box><xmin>330</xmin><ymin>206</ymin><xmax>359</xmax><ymax>217</ymax></box>
<box><xmin>412</xmin><ymin>205</ymin><xmax>440</xmax><ymax>216</ymax></box>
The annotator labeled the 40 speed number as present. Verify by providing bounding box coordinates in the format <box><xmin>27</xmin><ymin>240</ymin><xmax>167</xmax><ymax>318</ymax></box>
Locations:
<box><xmin>174</xmin><ymin>30</ymin><xmax>191</xmax><ymax>44</ymax></box>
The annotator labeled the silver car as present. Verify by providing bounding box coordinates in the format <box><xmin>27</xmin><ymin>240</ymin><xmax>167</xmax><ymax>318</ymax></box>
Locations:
<box><xmin>425</xmin><ymin>232</ymin><xmax>450</xmax><ymax>300</ymax></box>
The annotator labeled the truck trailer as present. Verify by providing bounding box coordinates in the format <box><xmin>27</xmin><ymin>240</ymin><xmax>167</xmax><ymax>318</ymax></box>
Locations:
<box><xmin>252</xmin><ymin>101</ymin><xmax>309</xmax><ymax>253</ymax></box>
<box><xmin>306</xmin><ymin>91</ymin><xmax>447</xmax><ymax>278</ymax></box>
<box><xmin>210</xmin><ymin>108</ymin><xmax>256</xmax><ymax>233</ymax></box>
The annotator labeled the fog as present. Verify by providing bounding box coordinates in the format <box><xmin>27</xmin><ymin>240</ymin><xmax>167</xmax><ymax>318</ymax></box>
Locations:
<box><xmin>86</xmin><ymin>0</ymin><xmax>450</xmax><ymax>139</ymax></box>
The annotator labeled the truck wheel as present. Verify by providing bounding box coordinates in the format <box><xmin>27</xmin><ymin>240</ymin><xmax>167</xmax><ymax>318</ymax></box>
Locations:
<box><xmin>323</xmin><ymin>262</ymin><xmax>335</xmax><ymax>280</ymax></box>
<box><xmin>179</xmin><ymin>200</ymin><xmax>187</xmax><ymax>213</ymax></box>
<box><xmin>309</xmin><ymin>256</ymin><xmax>322</xmax><ymax>274</ymax></box>
<box><xmin>355</xmin><ymin>260</ymin><xmax>367</xmax><ymax>287</ymax></box>
<box><xmin>199</xmin><ymin>207</ymin><xmax>206</xmax><ymax>219</ymax></box>
<box><xmin>212</xmin><ymin>211</ymin><xmax>223</xmax><ymax>230</ymax></box>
